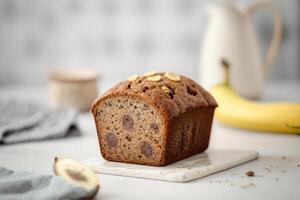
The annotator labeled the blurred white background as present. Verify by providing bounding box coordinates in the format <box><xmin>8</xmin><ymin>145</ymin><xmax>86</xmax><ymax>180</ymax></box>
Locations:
<box><xmin>0</xmin><ymin>0</ymin><xmax>299</xmax><ymax>86</ymax></box>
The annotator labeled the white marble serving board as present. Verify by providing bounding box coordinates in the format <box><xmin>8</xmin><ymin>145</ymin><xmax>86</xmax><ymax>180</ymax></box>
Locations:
<box><xmin>83</xmin><ymin>149</ymin><xmax>259</xmax><ymax>182</ymax></box>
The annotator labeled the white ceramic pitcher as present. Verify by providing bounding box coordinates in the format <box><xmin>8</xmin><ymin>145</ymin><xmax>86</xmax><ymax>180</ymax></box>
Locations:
<box><xmin>199</xmin><ymin>0</ymin><xmax>282</xmax><ymax>99</ymax></box>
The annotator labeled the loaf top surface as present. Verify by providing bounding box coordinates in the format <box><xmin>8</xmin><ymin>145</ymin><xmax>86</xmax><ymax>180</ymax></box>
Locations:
<box><xmin>93</xmin><ymin>72</ymin><xmax>217</xmax><ymax>119</ymax></box>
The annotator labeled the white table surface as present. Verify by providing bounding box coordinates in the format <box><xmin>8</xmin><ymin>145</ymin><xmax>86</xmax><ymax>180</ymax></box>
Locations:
<box><xmin>0</xmin><ymin>80</ymin><xmax>300</xmax><ymax>200</ymax></box>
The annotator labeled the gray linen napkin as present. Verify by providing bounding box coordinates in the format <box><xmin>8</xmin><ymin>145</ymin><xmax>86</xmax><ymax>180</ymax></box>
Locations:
<box><xmin>0</xmin><ymin>166</ymin><xmax>93</xmax><ymax>200</ymax></box>
<box><xmin>0</xmin><ymin>97</ymin><xmax>78</xmax><ymax>144</ymax></box>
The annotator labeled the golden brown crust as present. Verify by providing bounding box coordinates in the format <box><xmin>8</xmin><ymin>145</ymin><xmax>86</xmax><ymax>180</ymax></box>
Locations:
<box><xmin>92</xmin><ymin>72</ymin><xmax>217</xmax><ymax>120</ymax></box>
<box><xmin>164</xmin><ymin>107</ymin><xmax>214</xmax><ymax>165</ymax></box>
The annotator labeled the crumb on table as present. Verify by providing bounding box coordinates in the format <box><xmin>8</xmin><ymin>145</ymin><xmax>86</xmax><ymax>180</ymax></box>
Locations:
<box><xmin>246</xmin><ymin>170</ymin><xmax>255</xmax><ymax>177</ymax></box>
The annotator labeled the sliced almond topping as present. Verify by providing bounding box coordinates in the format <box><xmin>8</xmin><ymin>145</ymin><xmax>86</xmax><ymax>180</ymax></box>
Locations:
<box><xmin>127</xmin><ymin>74</ymin><xmax>139</xmax><ymax>82</ymax></box>
<box><xmin>146</xmin><ymin>75</ymin><xmax>161</xmax><ymax>82</ymax></box>
<box><xmin>143</xmin><ymin>70</ymin><xmax>157</xmax><ymax>77</ymax></box>
<box><xmin>164</xmin><ymin>72</ymin><xmax>181</xmax><ymax>82</ymax></box>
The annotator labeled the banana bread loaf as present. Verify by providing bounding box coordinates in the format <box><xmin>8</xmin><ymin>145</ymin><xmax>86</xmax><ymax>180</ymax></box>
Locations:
<box><xmin>91</xmin><ymin>71</ymin><xmax>217</xmax><ymax>166</ymax></box>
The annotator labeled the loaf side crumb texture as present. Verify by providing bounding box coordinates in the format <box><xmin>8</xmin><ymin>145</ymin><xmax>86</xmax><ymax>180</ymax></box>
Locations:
<box><xmin>94</xmin><ymin>96</ymin><xmax>165</xmax><ymax>166</ymax></box>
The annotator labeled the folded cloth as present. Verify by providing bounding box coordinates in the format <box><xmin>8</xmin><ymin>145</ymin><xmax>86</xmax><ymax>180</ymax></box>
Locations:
<box><xmin>0</xmin><ymin>97</ymin><xmax>78</xmax><ymax>144</ymax></box>
<box><xmin>0</xmin><ymin>166</ymin><xmax>92</xmax><ymax>200</ymax></box>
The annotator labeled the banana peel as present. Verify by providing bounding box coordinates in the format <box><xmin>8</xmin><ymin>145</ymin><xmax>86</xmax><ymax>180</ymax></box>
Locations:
<box><xmin>210</xmin><ymin>60</ymin><xmax>300</xmax><ymax>134</ymax></box>
<box><xmin>53</xmin><ymin>157</ymin><xmax>100</xmax><ymax>198</ymax></box>
<box><xmin>211</xmin><ymin>84</ymin><xmax>300</xmax><ymax>134</ymax></box>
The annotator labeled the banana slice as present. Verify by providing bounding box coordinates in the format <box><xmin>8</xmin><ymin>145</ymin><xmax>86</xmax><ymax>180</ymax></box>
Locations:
<box><xmin>53</xmin><ymin>157</ymin><xmax>100</xmax><ymax>197</ymax></box>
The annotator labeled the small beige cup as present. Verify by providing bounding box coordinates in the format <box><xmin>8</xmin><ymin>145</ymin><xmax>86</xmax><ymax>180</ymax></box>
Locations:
<box><xmin>48</xmin><ymin>70</ymin><xmax>99</xmax><ymax>111</ymax></box>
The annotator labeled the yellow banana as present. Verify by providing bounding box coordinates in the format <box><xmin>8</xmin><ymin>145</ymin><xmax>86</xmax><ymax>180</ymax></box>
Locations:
<box><xmin>210</xmin><ymin>60</ymin><xmax>300</xmax><ymax>134</ymax></box>
<box><xmin>210</xmin><ymin>84</ymin><xmax>300</xmax><ymax>134</ymax></box>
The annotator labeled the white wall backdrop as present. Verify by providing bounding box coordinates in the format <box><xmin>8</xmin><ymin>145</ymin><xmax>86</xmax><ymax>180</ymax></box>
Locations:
<box><xmin>0</xmin><ymin>0</ymin><xmax>299</xmax><ymax>86</ymax></box>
